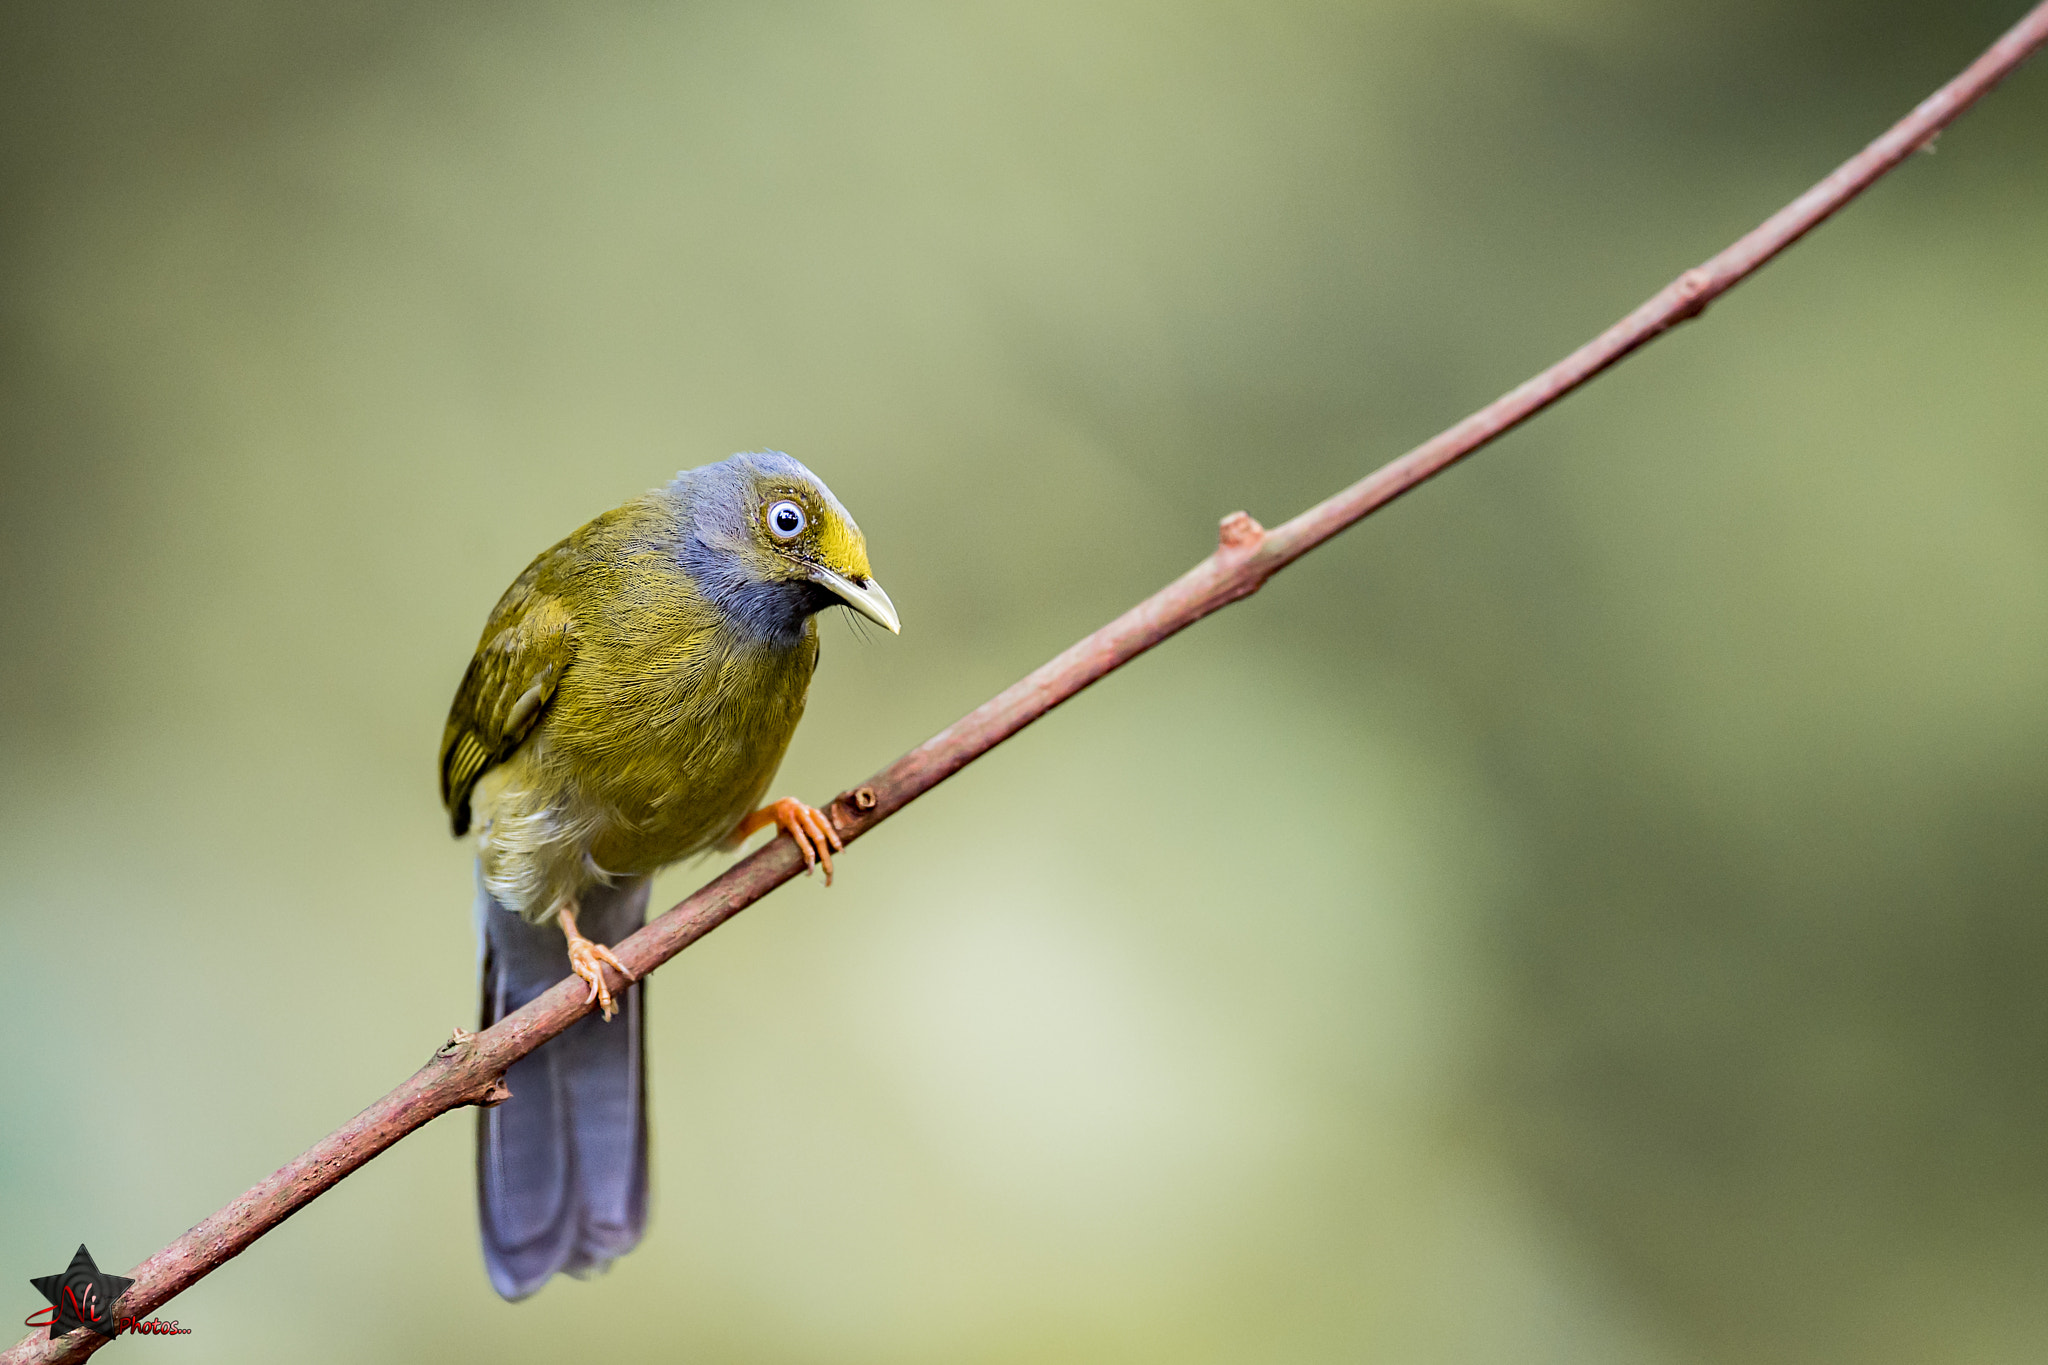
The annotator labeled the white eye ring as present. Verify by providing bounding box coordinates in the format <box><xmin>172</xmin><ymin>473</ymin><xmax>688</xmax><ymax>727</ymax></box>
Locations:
<box><xmin>766</xmin><ymin>499</ymin><xmax>807</xmax><ymax>540</ymax></box>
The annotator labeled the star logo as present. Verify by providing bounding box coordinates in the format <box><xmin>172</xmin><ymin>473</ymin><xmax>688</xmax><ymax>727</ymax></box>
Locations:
<box><xmin>28</xmin><ymin>1245</ymin><xmax>132</xmax><ymax>1340</ymax></box>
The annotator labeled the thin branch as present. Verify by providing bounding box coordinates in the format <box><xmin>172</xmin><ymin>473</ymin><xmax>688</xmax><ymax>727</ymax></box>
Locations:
<box><xmin>11</xmin><ymin>6</ymin><xmax>2046</xmax><ymax>1361</ymax></box>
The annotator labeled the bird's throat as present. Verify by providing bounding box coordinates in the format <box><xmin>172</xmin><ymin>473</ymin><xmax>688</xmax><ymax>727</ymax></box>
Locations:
<box><xmin>679</xmin><ymin>535</ymin><xmax>837</xmax><ymax>649</ymax></box>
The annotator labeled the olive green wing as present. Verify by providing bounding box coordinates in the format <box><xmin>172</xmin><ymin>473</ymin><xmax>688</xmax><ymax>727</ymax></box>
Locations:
<box><xmin>439</xmin><ymin>573</ymin><xmax>579</xmax><ymax>836</ymax></box>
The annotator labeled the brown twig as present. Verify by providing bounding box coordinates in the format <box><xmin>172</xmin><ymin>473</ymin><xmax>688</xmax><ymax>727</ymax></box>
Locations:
<box><xmin>10</xmin><ymin>6</ymin><xmax>2046</xmax><ymax>1361</ymax></box>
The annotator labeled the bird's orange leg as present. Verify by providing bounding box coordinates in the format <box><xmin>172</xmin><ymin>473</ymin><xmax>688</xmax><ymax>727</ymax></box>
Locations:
<box><xmin>733</xmin><ymin>797</ymin><xmax>845</xmax><ymax>884</ymax></box>
<box><xmin>556</xmin><ymin>900</ymin><xmax>635</xmax><ymax>1021</ymax></box>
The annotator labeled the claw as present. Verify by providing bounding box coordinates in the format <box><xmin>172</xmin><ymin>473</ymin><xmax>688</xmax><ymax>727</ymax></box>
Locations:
<box><xmin>732</xmin><ymin>796</ymin><xmax>847</xmax><ymax>885</ymax></box>
<box><xmin>773</xmin><ymin>796</ymin><xmax>843</xmax><ymax>884</ymax></box>
<box><xmin>556</xmin><ymin>901</ymin><xmax>636</xmax><ymax>1022</ymax></box>
<box><xmin>733</xmin><ymin>802</ymin><xmax>843</xmax><ymax>888</ymax></box>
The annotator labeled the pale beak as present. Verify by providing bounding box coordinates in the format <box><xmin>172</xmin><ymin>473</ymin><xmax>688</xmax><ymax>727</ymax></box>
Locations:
<box><xmin>808</xmin><ymin>564</ymin><xmax>901</xmax><ymax>634</ymax></box>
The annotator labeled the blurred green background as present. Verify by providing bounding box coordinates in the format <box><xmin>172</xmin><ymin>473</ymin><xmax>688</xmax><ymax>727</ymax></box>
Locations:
<box><xmin>3</xmin><ymin>1</ymin><xmax>2045</xmax><ymax>1360</ymax></box>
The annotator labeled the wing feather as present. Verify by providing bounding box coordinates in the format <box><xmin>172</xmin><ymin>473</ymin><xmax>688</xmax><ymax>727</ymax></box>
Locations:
<box><xmin>440</xmin><ymin>553</ymin><xmax>581</xmax><ymax>835</ymax></box>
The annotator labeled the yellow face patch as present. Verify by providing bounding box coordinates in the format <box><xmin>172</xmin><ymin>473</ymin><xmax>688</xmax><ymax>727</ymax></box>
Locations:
<box><xmin>758</xmin><ymin>483</ymin><xmax>873</xmax><ymax>582</ymax></box>
<box><xmin>809</xmin><ymin>506</ymin><xmax>872</xmax><ymax>582</ymax></box>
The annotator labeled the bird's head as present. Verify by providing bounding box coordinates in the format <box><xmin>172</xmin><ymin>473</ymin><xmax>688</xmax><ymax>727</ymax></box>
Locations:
<box><xmin>670</xmin><ymin>451</ymin><xmax>900</xmax><ymax>646</ymax></box>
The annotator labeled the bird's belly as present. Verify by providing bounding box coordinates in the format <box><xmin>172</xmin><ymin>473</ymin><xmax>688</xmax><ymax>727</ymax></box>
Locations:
<box><xmin>469</xmin><ymin>753</ymin><xmax>609</xmax><ymax>921</ymax></box>
<box><xmin>473</xmin><ymin>723</ymin><xmax>793</xmax><ymax>922</ymax></box>
<box><xmin>588</xmin><ymin>755</ymin><xmax>763</xmax><ymax>875</ymax></box>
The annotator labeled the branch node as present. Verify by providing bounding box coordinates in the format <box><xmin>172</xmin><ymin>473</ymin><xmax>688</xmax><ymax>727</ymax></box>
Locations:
<box><xmin>829</xmin><ymin>785</ymin><xmax>881</xmax><ymax>837</ymax></box>
<box><xmin>1218</xmin><ymin>510</ymin><xmax>1266</xmax><ymax>554</ymax></box>
<box><xmin>433</xmin><ymin>1027</ymin><xmax>475</xmax><ymax>1061</ymax></box>
<box><xmin>1671</xmin><ymin>266</ymin><xmax>1715</xmax><ymax>321</ymax></box>
<box><xmin>476</xmin><ymin>1079</ymin><xmax>513</xmax><ymax>1109</ymax></box>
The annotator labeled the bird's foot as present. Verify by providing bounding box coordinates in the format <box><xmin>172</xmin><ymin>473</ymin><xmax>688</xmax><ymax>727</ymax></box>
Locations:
<box><xmin>556</xmin><ymin>902</ymin><xmax>635</xmax><ymax>1021</ymax></box>
<box><xmin>740</xmin><ymin>796</ymin><xmax>845</xmax><ymax>884</ymax></box>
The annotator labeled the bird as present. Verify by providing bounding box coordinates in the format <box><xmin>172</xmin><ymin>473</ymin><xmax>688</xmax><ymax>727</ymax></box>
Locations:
<box><xmin>437</xmin><ymin>450</ymin><xmax>899</xmax><ymax>1300</ymax></box>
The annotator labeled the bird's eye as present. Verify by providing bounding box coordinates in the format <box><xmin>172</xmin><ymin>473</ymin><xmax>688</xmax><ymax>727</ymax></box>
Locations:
<box><xmin>766</xmin><ymin>499</ymin><xmax>807</xmax><ymax>540</ymax></box>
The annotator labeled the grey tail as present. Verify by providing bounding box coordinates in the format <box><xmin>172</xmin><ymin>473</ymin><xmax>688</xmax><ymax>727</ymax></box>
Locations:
<box><xmin>475</xmin><ymin>873</ymin><xmax>650</xmax><ymax>1301</ymax></box>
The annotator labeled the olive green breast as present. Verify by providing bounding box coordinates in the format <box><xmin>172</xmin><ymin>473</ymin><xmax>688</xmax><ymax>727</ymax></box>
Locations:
<box><xmin>544</xmin><ymin>618</ymin><xmax>818</xmax><ymax>874</ymax></box>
